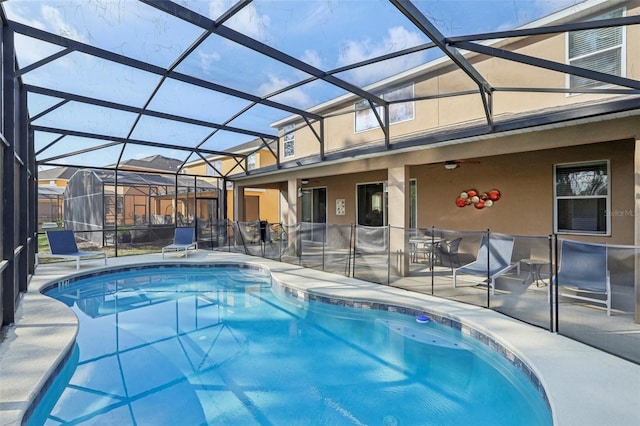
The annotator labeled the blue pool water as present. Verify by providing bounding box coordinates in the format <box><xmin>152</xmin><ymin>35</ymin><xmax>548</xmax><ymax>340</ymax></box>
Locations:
<box><xmin>31</xmin><ymin>266</ymin><xmax>552</xmax><ymax>425</ymax></box>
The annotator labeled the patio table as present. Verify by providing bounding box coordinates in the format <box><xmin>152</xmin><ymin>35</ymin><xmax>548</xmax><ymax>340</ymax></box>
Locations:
<box><xmin>521</xmin><ymin>258</ymin><xmax>549</xmax><ymax>287</ymax></box>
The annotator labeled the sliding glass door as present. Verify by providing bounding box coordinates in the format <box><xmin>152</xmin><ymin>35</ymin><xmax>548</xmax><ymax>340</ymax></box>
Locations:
<box><xmin>357</xmin><ymin>182</ymin><xmax>386</xmax><ymax>227</ymax></box>
<box><xmin>301</xmin><ymin>187</ymin><xmax>327</xmax><ymax>243</ymax></box>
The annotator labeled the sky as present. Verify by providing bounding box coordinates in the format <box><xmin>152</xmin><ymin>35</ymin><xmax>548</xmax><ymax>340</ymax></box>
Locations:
<box><xmin>3</xmin><ymin>0</ymin><xmax>582</xmax><ymax>169</ymax></box>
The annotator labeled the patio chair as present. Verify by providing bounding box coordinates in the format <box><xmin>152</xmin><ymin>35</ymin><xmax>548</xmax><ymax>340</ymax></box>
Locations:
<box><xmin>41</xmin><ymin>230</ymin><xmax>107</xmax><ymax>270</ymax></box>
<box><xmin>162</xmin><ymin>227</ymin><xmax>197</xmax><ymax>259</ymax></box>
<box><xmin>553</xmin><ymin>240</ymin><xmax>611</xmax><ymax>316</ymax></box>
<box><xmin>453</xmin><ymin>234</ymin><xmax>519</xmax><ymax>295</ymax></box>
<box><xmin>437</xmin><ymin>237</ymin><xmax>462</xmax><ymax>272</ymax></box>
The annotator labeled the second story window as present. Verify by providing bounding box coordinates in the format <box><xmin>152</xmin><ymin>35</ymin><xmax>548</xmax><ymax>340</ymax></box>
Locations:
<box><xmin>247</xmin><ymin>153</ymin><xmax>257</xmax><ymax>170</ymax></box>
<box><xmin>354</xmin><ymin>83</ymin><xmax>414</xmax><ymax>132</ymax></box>
<box><xmin>568</xmin><ymin>8</ymin><xmax>624</xmax><ymax>91</ymax></box>
<box><xmin>206</xmin><ymin>160</ymin><xmax>221</xmax><ymax>177</ymax></box>
<box><xmin>283</xmin><ymin>124</ymin><xmax>295</xmax><ymax>158</ymax></box>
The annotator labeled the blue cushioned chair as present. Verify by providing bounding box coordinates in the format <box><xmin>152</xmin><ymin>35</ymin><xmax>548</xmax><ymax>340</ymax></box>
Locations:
<box><xmin>554</xmin><ymin>240</ymin><xmax>611</xmax><ymax>316</ymax></box>
<box><xmin>453</xmin><ymin>234</ymin><xmax>518</xmax><ymax>295</ymax></box>
<box><xmin>162</xmin><ymin>227</ymin><xmax>197</xmax><ymax>259</ymax></box>
<box><xmin>42</xmin><ymin>230</ymin><xmax>107</xmax><ymax>270</ymax></box>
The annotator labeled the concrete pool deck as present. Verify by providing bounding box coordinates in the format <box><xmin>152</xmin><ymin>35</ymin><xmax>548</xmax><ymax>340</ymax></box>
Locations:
<box><xmin>1</xmin><ymin>251</ymin><xmax>639</xmax><ymax>425</ymax></box>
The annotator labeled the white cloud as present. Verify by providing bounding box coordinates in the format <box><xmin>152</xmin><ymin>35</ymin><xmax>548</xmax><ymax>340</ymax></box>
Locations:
<box><xmin>198</xmin><ymin>50</ymin><xmax>221</xmax><ymax>73</ymax></box>
<box><xmin>337</xmin><ymin>26</ymin><xmax>426</xmax><ymax>85</ymax></box>
<box><xmin>258</xmin><ymin>74</ymin><xmax>312</xmax><ymax>108</ymax></box>
<box><xmin>208</xmin><ymin>1</ymin><xmax>271</xmax><ymax>41</ymax></box>
<box><xmin>301</xmin><ymin>49</ymin><xmax>324</xmax><ymax>69</ymax></box>
<box><xmin>3</xmin><ymin>3</ymin><xmax>46</xmax><ymax>30</ymax></box>
<box><xmin>41</xmin><ymin>5</ymin><xmax>86</xmax><ymax>42</ymax></box>
<box><xmin>6</xmin><ymin>4</ymin><xmax>87</xmax><ymax>71</ymax></box>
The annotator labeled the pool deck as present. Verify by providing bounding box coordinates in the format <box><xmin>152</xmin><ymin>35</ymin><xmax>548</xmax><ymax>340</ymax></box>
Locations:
<box><xmin>1</xmin><ymin>251</ymin><xmax>639</xmax><ymax>426</ymax></box>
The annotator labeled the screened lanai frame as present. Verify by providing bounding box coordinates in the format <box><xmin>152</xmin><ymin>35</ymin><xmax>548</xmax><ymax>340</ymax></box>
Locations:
<box><xmin>62</xmin><ymin>168</ymin><xmax>222</xmax><ymax>254</ymax></box>
<box><xmin>3</xmin><ymin>0</ymin><xmax>640</xmax><ymax>326</ymax></box>
<box><xmin>13</xmin><ymin>0</ymin><xmax>640</xmax><ymax>175</ymax></box>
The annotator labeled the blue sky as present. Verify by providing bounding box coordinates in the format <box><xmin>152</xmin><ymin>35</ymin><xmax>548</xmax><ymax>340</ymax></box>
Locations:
<box><xmin>4</xmin><ymin>0</ymin><xmax>580</xmax><ymax>168</ymax></box>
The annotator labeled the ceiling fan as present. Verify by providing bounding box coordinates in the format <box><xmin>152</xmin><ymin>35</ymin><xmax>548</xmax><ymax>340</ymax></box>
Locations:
<box><xmin>440</xmin><ymin>159</ymin><xmax>481</xmax><ymax>170</ymax></box>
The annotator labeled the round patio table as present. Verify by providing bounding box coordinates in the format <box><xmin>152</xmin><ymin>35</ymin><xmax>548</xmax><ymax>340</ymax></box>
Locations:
<box><xmin>521</xmin><ymin>258</ymin><xmax>549</xmax><ymax>287</ymax></box>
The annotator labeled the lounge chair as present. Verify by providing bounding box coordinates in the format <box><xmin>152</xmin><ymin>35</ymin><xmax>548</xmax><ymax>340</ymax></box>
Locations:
<box><xmin>162</xmin><ymin>227</ymin><xmax>197</xmax><ymax>259</ymax></box>
<box><xmin>41</xmin><ymin>230</ymin><xmax>107</xmax><ymax>270</ymax></box>
<box><xmin>437</xmin><ymin>237</ymin><xmax>462</xmax><ymax>272</ymax></box>
<box><xmin>554</xmin><ymin>240</ymin><xmax>611</xmax><ymax>316</ymax></box>
<box><xmin>453</xmin><ymin>234</ymin><xmax>519</xmax><ymax>295</ymax></box>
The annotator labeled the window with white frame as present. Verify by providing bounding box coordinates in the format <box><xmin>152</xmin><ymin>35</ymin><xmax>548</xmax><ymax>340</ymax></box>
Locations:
<box><xmin>247</xmin><ymin>153</ymin><xmax>257</xmax><ymax>170</ymax></box>
<box><xmin>386</xmin><ymin>84</ymin><xmax>415</xmax><ymax>124</ymax></box>
<box><xmin>555</xmin><ymin>161</ymin><xmax>609</xmax><ymax>234</ymax></box>
<box><xmin>354</xmin><ymin>83</ymin><xmax>414</xmax><ymax>132</ymax></box>
<box><xmin>206</xmin><ymin>160</ymin><xmax>221</xmax><ymax>177</ymax></box>
<box><xmin>568</xmin><ymin>8</ymin><xmax>624</xmax><ymax>91</ymax></box>
<box><xmin>282</xmin><ymin>124</ymin><xmax>295</xmax><ymax>159</ymax></box>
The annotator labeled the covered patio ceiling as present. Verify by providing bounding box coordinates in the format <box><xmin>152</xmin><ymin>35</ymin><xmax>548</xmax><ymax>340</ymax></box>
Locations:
<box><xmin>4</xmin><ymin>0</ymin><xmax>640</xmax><ymax>179</ymax></box>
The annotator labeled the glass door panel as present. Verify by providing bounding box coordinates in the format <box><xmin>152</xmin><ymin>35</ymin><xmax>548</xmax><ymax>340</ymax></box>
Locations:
<box><xmin>301</xmin><ymin>187</ymin><xmax>327</xmax><ymax>243</ymax></box>
<box><xmin>357</xmin><ymin>183</ymin><xmax>386</xmax><ymax>226</ymax></box>
<box><xmin>196</xmin><ymin>197</ymin><xmax>220</xmax><ymax>249</ymax></box>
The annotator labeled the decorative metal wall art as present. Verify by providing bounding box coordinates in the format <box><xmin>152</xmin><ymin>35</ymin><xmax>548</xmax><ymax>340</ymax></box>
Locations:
<box><xmin>456</xmin><ymin>189</ymin><xmax>501</xmax><ymax>209</ymax></box>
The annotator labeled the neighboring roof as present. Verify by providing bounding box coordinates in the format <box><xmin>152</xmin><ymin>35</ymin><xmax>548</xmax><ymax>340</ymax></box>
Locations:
<box><xmin>226</xmin><ymin>138</ymin><xmax>277</xmax><ymax>155</ymax></box>
<box><xmin>187</xmin><ymin>138</ymin><xmax>277</xmax><ymax>168</ymax></box>
<box><xmin>38</xmin><ymin>185</ymin><xmax>65</xmax><ymax>199</ymax></box>
<box><xmin>85</xmin><ymin>169</ymin><xmax>219</xmax><ymax>191</ymax></box>
<box><xmin>117</xmin><ymin>155</ymin><xmax>184</xmax><ymax>173</ymax></box>
<box><xmin>38</xmin><ymin>166</ymin><xmax>79</xmax><ymax>181</ymax></box>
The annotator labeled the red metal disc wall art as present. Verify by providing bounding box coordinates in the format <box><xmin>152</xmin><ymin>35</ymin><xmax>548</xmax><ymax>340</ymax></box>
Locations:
<box><xmin>456</xmin><ymin>189</ymin><xmax>501</xmax><ymax>209</ymax></box>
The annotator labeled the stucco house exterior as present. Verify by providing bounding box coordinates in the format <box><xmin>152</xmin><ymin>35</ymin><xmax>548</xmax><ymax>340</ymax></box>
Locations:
<box><xmin>186</xmin><ymin>138</ymin><xmax>280</xmax><ymax>223</ymax></box>
<box><xmin>226</xmin><ymin>0</ymin><xmax>639</xmax><ymax>254</ymax></box>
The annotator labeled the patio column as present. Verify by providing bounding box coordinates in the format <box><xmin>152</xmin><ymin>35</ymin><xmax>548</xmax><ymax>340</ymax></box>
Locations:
<box><xmin>284</xmin><ymin>178</ymin><xmax>298</xmax><ymax>225</ymax></box>
<box><xmin>388</xmin><ymin>165</ymin><xmax>410</xmax><ymax>276</ymax></box>
<box><xmin>234</xmin><ymin>186</ymin><xmax>245</xmax><ymax>222</ymax></box>
<box><xmin>635</xmin><ymin>137</ymin><xmax>640</xmax><ymax>323</ymax></box>
<box><xmin>283</xmin><ymin>178</ymin><xmax>298</xmax><ymax>256</ymax></box>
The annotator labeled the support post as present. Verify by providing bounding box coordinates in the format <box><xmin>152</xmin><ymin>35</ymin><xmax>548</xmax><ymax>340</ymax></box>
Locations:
<box><xmin>387</xmin><ymin>165</ymin><xmax>411</xmax><ymax>276</ymax></box>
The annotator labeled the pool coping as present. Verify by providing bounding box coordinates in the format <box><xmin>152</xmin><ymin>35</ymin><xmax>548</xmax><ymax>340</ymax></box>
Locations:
<box><xmin>1</xmin><ymin>251</ymin><xmax>639</xmax><ymax>425</ymax></box>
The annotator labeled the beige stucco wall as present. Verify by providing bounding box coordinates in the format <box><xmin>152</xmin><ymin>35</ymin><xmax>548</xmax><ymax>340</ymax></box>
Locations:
<box><xmin>411</xmin><ymin>139</ymin><xmax>634</xmax><ymax>242</ymax></box>
<box><xmin>239</xmin><ymin>114</ymin><xmax>640</xmax><ymax>245</ymax></box>
<box><xmin>301</xmin><ymin>170</ymin><xmax>388</xmax><ymax>226</ymax></box>
<box><xmin>227</xmin><ymin>188</ymin><xmax>280</xmax><ymax>223</ymax></box>
<box><xmin>269</xmin><ymin>139</ymin><xmax>633</xmax><ymax>244</ymax></box>
<box><xmin>278</xmin><ymin>2</ymin><xmax>640</xmax><ymax>162</ymax></box>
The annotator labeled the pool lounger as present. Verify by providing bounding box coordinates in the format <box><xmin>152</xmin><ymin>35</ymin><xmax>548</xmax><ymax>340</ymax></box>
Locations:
<box><xmin>40</xmin><ymin>230</ymin><xmax>108</xmax><ymax>270</ymax></box>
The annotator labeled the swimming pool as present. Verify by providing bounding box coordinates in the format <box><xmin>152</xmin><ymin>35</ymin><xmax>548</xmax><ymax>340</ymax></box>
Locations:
<box><xmin>30</xmin><ymin>265</ymin><xmax>552</xmax><ymax>425</ymax></box>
